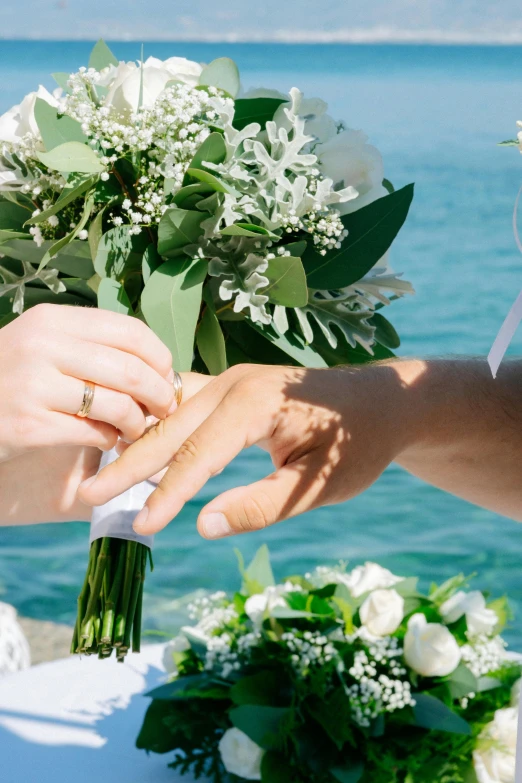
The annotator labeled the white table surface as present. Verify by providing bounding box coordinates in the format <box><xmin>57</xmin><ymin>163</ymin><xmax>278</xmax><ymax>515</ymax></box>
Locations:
<box><xmin>0</xmin><ymin>643</ymin><xmax>186</xmax><ymax>783</ymax></box>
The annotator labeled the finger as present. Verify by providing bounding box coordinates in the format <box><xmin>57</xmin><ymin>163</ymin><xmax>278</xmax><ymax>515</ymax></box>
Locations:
<box><xmin>43</xmin><ymin>412</ymin><xmax>119</xmax><ymax>451</ymax></box>
<box><xmin>54</xmin><ymin>338</ymin><xmax>175</xmax><ymax>419</ymax></box>
<box><xmin>78</xmin><ymin>373</ymin><xmax>227</xmax><ymax>506</ymax></box>
<box><xmin>33</xmin><ymin>304</ymin><xmax>173</xmax><ymax>378</ymax></box>
<box><xmin>197</xmin><ymin>457</ymin><xmax>319</xmax><ymax>539</ymax></box>
<box><xmin>51</xmin><ymin>374</ymin><xmax>148</xmax><ymax>443</ymax></box>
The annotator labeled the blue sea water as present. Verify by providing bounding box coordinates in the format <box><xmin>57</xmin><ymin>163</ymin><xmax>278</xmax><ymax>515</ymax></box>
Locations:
<box><xmin>1</xmin><ymin>42</ymin><xmax>522</xmax><ymax>643</ymax></box>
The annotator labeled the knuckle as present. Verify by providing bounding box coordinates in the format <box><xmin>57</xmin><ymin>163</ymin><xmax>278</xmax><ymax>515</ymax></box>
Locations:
<box><xmin>122</xmin><ymin>357</ymin><xmax>143</xmax><ymax>390</ymax></box>
<box><xmin>231</xmin><ymin>492</ymin><xmax>275</xmax><ymax>533</ymax></box>
<box><xmin>172</xmin><ymin>438</ymin><xmax>199</xmax><ymax>466</ymax></box>
<box><xmin>116</xmin><ymin>394</ymin><xmax>134</xmax><ymax>422</ymax></box>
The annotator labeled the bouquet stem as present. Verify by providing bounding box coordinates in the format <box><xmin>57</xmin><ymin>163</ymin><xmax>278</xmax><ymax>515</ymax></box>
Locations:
<box><xmin>71</xmin><ymin>537</ymin><xmax>152</xmax><ymax>661</ymax></box>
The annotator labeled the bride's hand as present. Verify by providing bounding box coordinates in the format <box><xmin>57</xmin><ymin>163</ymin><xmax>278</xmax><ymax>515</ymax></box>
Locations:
<box><xmin>78</xmin><ymin>363</ymin><xmax>409</xmax><ymax>538</ymax></box>
<box><xmin>0</xmin><ymin>303</ymin><xmax>177</xmax><ymax>462</ymax></box>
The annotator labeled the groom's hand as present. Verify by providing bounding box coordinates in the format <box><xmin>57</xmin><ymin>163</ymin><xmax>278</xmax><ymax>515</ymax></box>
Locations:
<box><xmin>79</xmin><ymin>363</ymin><xmax>412</xmax><ymax>539</ymax></box>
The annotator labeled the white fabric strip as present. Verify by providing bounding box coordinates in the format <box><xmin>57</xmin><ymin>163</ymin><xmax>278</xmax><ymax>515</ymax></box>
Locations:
<box><xmin>89</xmin><ymin>448</ymin><xmax>155</xmax><ymax>549</ymax></box>
<box><xmin>488</xmin><ymin>186</ymin><xmax>522</xmax><ymax>378</ymax></box>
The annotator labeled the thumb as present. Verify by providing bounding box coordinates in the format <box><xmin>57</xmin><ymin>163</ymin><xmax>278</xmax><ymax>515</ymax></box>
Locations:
<box><xmin>197</xmin><ymin>456</ymin><xmax>319</xmax><ymax>539</ymax></box>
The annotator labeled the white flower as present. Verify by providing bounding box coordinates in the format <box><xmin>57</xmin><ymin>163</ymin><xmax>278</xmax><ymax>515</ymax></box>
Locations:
<box><xmin>0</xmin><ymin>85</ymin><xmax>58</xmax><ymax>142</ymax></box>
<box><xmin>473</xmin><ymin>707</ymin><xmax>517</xmax><ymax>783</ymax></box>
<box><xmin>440</xmin><ymin>591</ymin><xmax>498</xmax><ymax>637</ymax></box>
<box><xmin>162</xmin><ymin>634</ymin><xmax>190</xmax><ymax>674</ymax></box>
<box><xmin>315</xmin><ymin>128</ymin><xmax>388</xmax><ymax>215</ymax></box>
<box><xmin>0</xmin><ymin>602</ymin><xmax>31</xmax><ymax>675</ymax></box>
<box><xmin>343</xmin><ymin>562</ymin><xmax>402</xmax><ymax>598</ymax></box>
<box><xmin>359</xmin><ymin>588</ymin><xmax>405</xmax><ymax>637</ymax></box>
<box><xmin>218</xmin><ymin>728</ymin><xmax>264</xmax><ymax>780</ymax></box>
<box><xmin>404</xmin><ymin>614</ymin><xmax>461</xmax><ymax>678</ymax></box>
<box><xmin>244</xmin><ymin>583</ymin><xmax>294</xmax><ymax>627</ymax></box>
<box><xmin>145</xmin><ymin>56</ymin><xmax>203</xmax><ymax>87</ymax></box>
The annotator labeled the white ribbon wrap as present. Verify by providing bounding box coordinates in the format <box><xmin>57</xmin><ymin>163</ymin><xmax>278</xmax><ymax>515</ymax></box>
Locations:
<box><xmin>89</xmin><ymin>448</ymin><xmax>155</xmax><ymax>549</ymax></box>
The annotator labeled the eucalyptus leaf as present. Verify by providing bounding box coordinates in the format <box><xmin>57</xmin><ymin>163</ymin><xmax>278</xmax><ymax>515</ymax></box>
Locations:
<box><xmin>171</xmin><ymin>182</ymin><xmax>214</xmax><ymax>207</ymax></box>
<box><xmin>412</xmin><ymin>693</ymin><xmax>471</xmax><ymax>735</ymax></box>
<box><xmin>251</xmin><ymin>321</ymin><xmax>328</xmax><ymax>368</ymax></box>
<box><xmin>52</xmin><ymin>72</ymin><xmax>71</xmax><ymax>93</ymax></box>
<box><xmin>0</xmin><ymin>201</ymin><xmax>30</xmax><ymax>232</ymax></box>
<box><xmin>157</xmin><ymin>207</ymin><xmax>208</xmax><ymax>257</ymax></box>
<box><xmin>97</xmin><ymin>278</ymin><xmax>133</xmax><ymax>315</ymax></box>
<box><xmin>369</xmin><ymin>311</ymin><xmax>401</xmax><ymax>349</ymax></box>
<box><xmin>34</xmin><ymin>98</ymin><xmax>87</xmax><ymax>151</ymax></box>
<box><xmin>61</xmin><ymin>277</ymin><xmax>97</xmax><ymax>302</ymax></box>
<box><xmin>199</xmin><ymin>57</ymin><xmax>240</xmax><ymax>98</ymax></box>
<box><xmin>445</xmin><ymin>664</ymin><xmax>478</xmax><ymax>700</ymax></box>
<box><xmin>89</xmin><ymin>39</ymin><xmax>119</xmax><ymax>71</ymax></box>
<box><xmin>0</xmin><ymin>237</ymin><xmax>94</xmax><ymax>278</ymax></box>
<box><xmin>230</xmin><ymin>705</ymin><xmax>289</xmax><ymax>749</ymax></box>
<box><xmin>142</xmin><ymin>243</ymin><xmax>162</xmax><ymax>284</ymax></box>
<box><xmin>221</xmin><ymin>222</ymin><xmax>278</xmax><ymax>239</ymax></box>
<box><xmin>185</xmin><ymin>132</ymin><xmax>227</xmax><ymax>177</ymax></box>
<box><xmin>330</xmin><ymin>763</ymin><xmax>365</xmax><ymax>783</ymax></box>
<box><xmin>261</xmin><ymin>752</ymin><xmax>295</xmax><ymax>783</ymax></box>
<box><xmin>38</xmin><ymin>196</ymin><xmax>94</xmax><ymax>271</ymax></box>
<box><xmin>141</xmin><ymin>257</ymin><xmax>206</xmax><ymax>371</ymax></box>
<box><xmin>233</xmin><ymin>97</ymin><xmax>287</xmax><ymax>131</ymax></box>
<box><xmin>94</xmin><ymin>226</ymin><xmax>148</xmax><ymax>279</ymax></box>
<box><xmin>261</xmin><ymin>255</ymin><xmax>308</xmax><ymax>307</ymax></box>
<box><xmin>37</xmin><ymin>142</ymin><xmax>104</xmax><ymax>174</ymax></box>
<box><xmin>28</xmin><ymin>176</ymin><xmax>97</xmax><ymax>226</ymax></box>
<box><xmin>88</xmin><ymin>205</ymin><xmax>106</xmax><ymax>261</ymax></box>
<box><xmin>303</xmin><ymin>184</ymin><xmax>414</xmax><ymax>289</ymax></box>
<box><xmin>244</xmin><ymin>544</ymin><xmax>275</xmax><ymax>593</ymax></box>
<box><xmin>185</xmin><ymin>167</ymin><xmax>237</xmax><ymax>195</ymax></box>
<box><xmin>197</xmin><ymin>304</ymin><xmax>227</xmax><ymax>374</ymax></box>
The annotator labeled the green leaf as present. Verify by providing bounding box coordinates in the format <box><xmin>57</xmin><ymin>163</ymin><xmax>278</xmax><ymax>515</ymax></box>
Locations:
<box><xmin>28</xmin><ymin>176</ymin><xmax>96</xmax><ymax>226</ymax></box>
<box><xmin>146</xmin><ymin>674</ymin><xmax>210</xmax><ymax>701</ymax></box>
<box><xmin>444</xmin><ymin>663</ymin><xmax>478</xmax><ymax>700</ymax></box>
<box><xmin>412</xmin><ymin>693</ymin><xmax>471</xmax><ymax>735</ymax></box>
<box><xmin>220</xmin><ymin>222</ymin><xmax>278</xmax><ymax>240</ymax></box>
<box><xmin>230</xmin><ymin>705</ymin><xmax>289</xmax><ymax>749</ymax></box>
<box><xmin>306</xmin><ymin>690</ymin><xmax>355</xmax><ymax>750</ymax></box>
<box><xmin>261</xmin><ymin>256</ymin><xmax>308</xmax><ymax>307</ymax></box>
<box><xmin>199</xmin><ymin>57</ymin><xmax>240</xmax><ymax>98</ymax></box>
<box><xmin>141</xmin><ymin>257</ymin><xmax>206</xmax><ymax>371</ymax></box>
<box><xmin>261</xmin><ymin>751</ymin><xmax>295</xmax><ymax>783</ymax></box>
<box><xmin>250</xmin><ymin>321</ymin><xmax>328</xmax><ymax>368</ymax></box>
<box><xmin>330</xmin><ymin>763</ymin><xmax>365</xmax><ymax>783</ymax></box>
<box><xmin>476</xmin><ymin>676</ymin><xmax>503</xmax><ymax>693</ymax></box>
<box><xmin>186</xmin><ymin>132</ymin><xmax>227</xmax><ymax>176</ymax></box>
<box><xmin>97</xmin><ymin>278</ymin><xmax>132</xmax><ymax>315</ymax></box>
<box><xmin>89</xmin><ymin>39</ymin><xmax>119</xmax><ymax>71</ymax></box>
<box><xmin>0</xmin><ymin>201</ymin><xmax>30</xmax><ymax>232</ymax></box>
<box><xmin>142</xmin><ymin>243</ymin><xmax>162</xmax><ymax>284</ymax></box>
<box><xmin>244</xmin><ymin>544</ymin><xmax>275</xmax><ymax>593</ymax></box>
<box><xmin>88</xmin><ymin>205</ymin><xmax>105</xmax><ymax>261</ymax></box>
<box><xmin>0</xmin><ymin>237</ymin><xmax>94</xmax><ymax>278</ymax></box>
<box><xmin>382</xmin><ymin>178</ymin><xmax>395</xmax><ymax>194</ymax></box>
<box><xmin>34</xmin><ymin>98</ymin><xmax>87</xmax><ymax>151</ymax></box>
<box><xmin>185</xmin><ymin>167</ymin><xmax>237</xmax><ymax>195</ymax></box>
<box><xmin>61</xmin><ymin>277</ymin><xmax>97</xmax><ymax>302</ymax></box>
<box><xmin>94</xmin><ymin>226</ymin><xmax>148</xmax><ymax>279</ymax></box>
<box><xmin>38</xmin><ymin>196</ymin><xmax>93</xmax><ymax>271</ymax></box>
<box><xmin>233</xmin><ymin>97</ymin><xmax>287</xmax><ymax>131</ymax></box>
<box><xmin>499</xmin><ymin>139</ymin><xmax>519</xmax><ymax>146</ymax></box>
<box><xmin>393</xmin><ymin>577</ymin><xmax>421</xmax><ymax>598</ymax></box>
<box><xmin>303</xmin><ymin>184</ymin><xmax>414</xmax><ymax>289</ymax></box>
<box><xmin>37</xmin><ymin>142</ymin><xmax>104</xmax><ymax>174</ymax></box>
<box><xmin>52</xmin><ymin>72</ymin><xmax>71</xmax><ymax>93</ymax></box>
<box><xmin>369</xmin><ymin>311</ymin><xmax>401</xmax><ymax>349</ymax></box>
<box><xmin>231</xmin><ymin>671</ymin><xmax>286</xmax><ymax>707</ymax></box>
<box><xmin>197</xmin><ymin>304</ymin><xmax>227</xmax><ymax>375</ymax></box>
<box><xmin>157</xmin><ymin>207</ymin><xmax>208</xmax><ymax>258</ymax></box>
<box><xmin>171</xmin><ymin>182</ymin><xmax>215</xmax><ymax>208</ymax></box>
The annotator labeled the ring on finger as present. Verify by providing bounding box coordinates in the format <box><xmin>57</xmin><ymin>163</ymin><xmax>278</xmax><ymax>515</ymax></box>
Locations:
<box><xmin>77</xmin><ymin>381</ymin><xmax>96</xmax><ymax>418</ymax></box>
<box><xmin>172</xmin><ymin>370</ymin><xmax>183</xmax><ymax>408</ymax></box>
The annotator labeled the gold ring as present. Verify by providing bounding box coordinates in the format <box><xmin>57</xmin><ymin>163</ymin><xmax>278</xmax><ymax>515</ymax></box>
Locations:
<box><xmin>172</xmin><ymin>370</ymin><xmax>183</xmax><ymax>408</ymax></box>
<box><xmin>77</xmin><ymin>381</ymin><xmax>95</xmax><ymax>418</ymax></box>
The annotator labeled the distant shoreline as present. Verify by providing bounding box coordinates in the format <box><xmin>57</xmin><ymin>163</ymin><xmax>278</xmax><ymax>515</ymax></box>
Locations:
<box><xmin>2</xmin><ymin>35</ymin><xmax>522</xmax><ymax>47</ymax></box>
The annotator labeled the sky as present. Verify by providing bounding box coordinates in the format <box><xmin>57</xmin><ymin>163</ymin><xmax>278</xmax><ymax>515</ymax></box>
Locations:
<box><xmin>2</xmin><ymin>0</ymin><xmax>522</xmax><ymax>43</ymax></box>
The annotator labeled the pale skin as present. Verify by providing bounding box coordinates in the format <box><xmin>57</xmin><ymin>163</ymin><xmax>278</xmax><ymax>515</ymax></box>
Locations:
<box><xmin>77</xmin><ymin>358</ymin><xmax>522</xmax><ymax>539</ymax></box>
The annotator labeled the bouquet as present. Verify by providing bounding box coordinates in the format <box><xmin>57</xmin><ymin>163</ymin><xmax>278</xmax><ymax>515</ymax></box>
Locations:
<box><xmin>0</xmin><ymin>40</ymin><xmax>414</xmax><ymax>660</ymax></box>
<box><xmin>137</xmin><ymin>547</ymin><xmax>521</xmax><ymax>783</ymax></box>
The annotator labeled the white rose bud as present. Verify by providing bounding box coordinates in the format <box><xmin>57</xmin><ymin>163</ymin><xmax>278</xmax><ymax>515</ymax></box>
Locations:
<box><xmin>343</xmin><ymin>562</ymin><xmax>402</xmax><ymax>598</ymax></box>
<box><xmin>404</xmin><ymin>614</ymin><xmax>461</xmax><ymax>677</ymax></box>
<box><xmin>359</xmin><ymin>588</ymin><xmax>405</xmax><ymax>637</ymax></box>
<box><xmin>244</xmin><ymin>585</ymin><xmax>287</xmax><ymax>628</ymax></box>
<box><xmin>218</xmin><ymin>728</ymin><xmax>264</xmax><ymax>780</ymax></box>
<box><xmin>473</xmin><ymin>707</ymin><xmax>517</xmax><ymax>783</ymax></box>
<box><xmin>440</xmin><ymin>591</ymin><xmax>498</xmax><ymax>637</ymax></box>
<box><xmin>0</xmin><ymin>85</ymin><xmax>58</xmax><ymax>143</ymax></box>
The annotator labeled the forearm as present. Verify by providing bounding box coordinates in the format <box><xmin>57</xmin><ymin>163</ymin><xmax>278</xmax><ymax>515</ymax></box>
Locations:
<box><xmin>0</xmin><ymin>446</ymin><xmax>101</xmax><ymax>525</ymax></box>
<box><xmin>392</xmin><ymin>358</ymin><xmax>522</xmax><ymax>520</ymax></box>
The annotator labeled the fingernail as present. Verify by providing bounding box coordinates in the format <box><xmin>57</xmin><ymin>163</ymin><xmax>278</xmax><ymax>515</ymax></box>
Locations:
<box><xmin>200</xmin><ymin>512</ymin><xmax>232</xmax><ymax>539</ymax></box>
<box><xmin>80</xmin><ymin>476</ymin><xmax>97</xmax><ymax>492</ymax></box>
<box><xmin>133</xmin><ymin>505</ymin><xmax>149</xmax><ymax>531</ymax></box>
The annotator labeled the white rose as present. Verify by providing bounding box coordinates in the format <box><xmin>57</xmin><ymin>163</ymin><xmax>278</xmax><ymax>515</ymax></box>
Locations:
<box><xmin>162</xmin><ymin>634</ymin><xmax>190</xmax><ymax>674</ymax></box>
<box><xmin>0</xmin><ymin>85</ymin><xmax>58</xmax><ymax>143</ymax></box>
<box><xmin>359</xmin><ymin>588</ymin><xmax>405</xmax><ymax>637</ymax></box>
<box><xmin>473</xmin><ymin>707</ymin><xmax>517</xmax><ymax>783</ymax></box>
<box><xmin>315</xmin><ymin>129</ymin><xmax>388</xmax><ymax>215</ymax></box>
<box><xmin>218</xmin><ymin>728</ymin><xmax>264</xmax><ymax>780</ymax></box>
<box><xmin>145</xmin><ymin>56</ymin><xmax>202</xmax><ymax>87</ymax></box>
<box><xmin>404</xmin><ymin>614</ymin><xmax>461</xmax><ymax>678</ymax></box>
<box><xmin>245</xmin><ymin>584</ymin><xmax>290</xmax><ymax>627</ymax></box>
<box><xmin>0</xmin><ymin>602</ymin><xmax>31</xmax><ymax>674</ymax></box>
<box><xmin>440</xmin><ymin>591</ymin><xmax>498</xmax><ymax>637</ymax></box>
<box><xmin>342</xmin><ymin>562</ymin><xmax>402</xmax><ymax>598</ymax></box>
